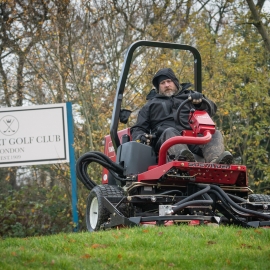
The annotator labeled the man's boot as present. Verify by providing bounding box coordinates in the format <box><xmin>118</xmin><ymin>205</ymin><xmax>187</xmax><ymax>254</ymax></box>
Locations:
<box><xmin>211</xmin><ymin>151</ymin><xmax>233</xmax><ymax>164</ymax></box>
<box><xmin>168</xmin><ymin>144</ymin><xmax>195</xmax><ymax>162</ymax></box>
<box><xmin>202</xmin><ymin>130</ymin><xmax>233</xmax><ymax>164</ymax></box>
<box><xmin>177</xmin><ymin>148</ymin><xmax>196</xmax><ymax>162</ymax></box>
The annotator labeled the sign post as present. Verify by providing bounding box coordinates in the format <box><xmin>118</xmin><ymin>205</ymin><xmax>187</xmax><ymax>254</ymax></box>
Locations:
<box><xmin>66</xmin><ymin>102</ymin><xmax>78</xmax><ymax>231</ymax></box>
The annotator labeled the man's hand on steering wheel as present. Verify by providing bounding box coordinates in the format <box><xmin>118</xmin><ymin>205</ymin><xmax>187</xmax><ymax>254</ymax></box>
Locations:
<box><xmin>188</xmin><ymin>92</ymin><xmax>203</xmax><ymax>104</ymax></box>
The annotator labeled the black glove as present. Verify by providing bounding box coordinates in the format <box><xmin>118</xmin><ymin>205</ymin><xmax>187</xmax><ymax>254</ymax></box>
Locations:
<box><xmin>188</xmin><ymin>92</ymin><xmax>203</xmax><ymax>104</ymax></box>
<box><xmin>137</xmin><ymin>133</ymin><xmax>156</xmax><ymax>145</ymax></box>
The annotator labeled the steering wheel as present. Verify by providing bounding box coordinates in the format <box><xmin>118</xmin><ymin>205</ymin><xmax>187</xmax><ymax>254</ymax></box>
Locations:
<box><xmin>176</xmin><ymin>97</ymin><xmax>214</xmax><ymax>130</ymax></box>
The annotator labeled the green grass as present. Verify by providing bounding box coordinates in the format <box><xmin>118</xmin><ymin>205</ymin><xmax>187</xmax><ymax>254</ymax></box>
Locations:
<box><xmin>0</xmin><ymin>225</ymin><xmax>270</xmax><ymax>270</ymax></box>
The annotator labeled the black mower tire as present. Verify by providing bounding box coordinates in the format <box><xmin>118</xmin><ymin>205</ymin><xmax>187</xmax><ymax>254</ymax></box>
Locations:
<box><xmin>249</xmin><ymin>194</ymin><xmax>270</xmax><ymax>202</ymax></box>
<box><xmin>86</xmin><ymin>185</ymin><xmax>124</xmax><ymax>232</ymax></box>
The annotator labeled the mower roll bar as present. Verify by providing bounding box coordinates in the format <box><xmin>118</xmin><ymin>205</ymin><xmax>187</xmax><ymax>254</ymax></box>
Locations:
<box><xmin>110</xmin><ymin>40</ymin><xmax>202</xmax><ymax>152</ymax></box>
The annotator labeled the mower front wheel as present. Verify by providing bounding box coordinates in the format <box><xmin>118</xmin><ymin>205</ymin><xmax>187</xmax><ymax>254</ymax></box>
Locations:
<box><xmin>86</xmin><ymin>185</ymin><xmax>124</xmax><ymax>232</ymax></box>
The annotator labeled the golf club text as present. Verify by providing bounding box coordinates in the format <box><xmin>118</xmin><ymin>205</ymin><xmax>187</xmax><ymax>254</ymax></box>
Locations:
<box><xmin>0</xmin><ymin>135</ymin><xmax>61</xmax><ymax>146</ymax></box>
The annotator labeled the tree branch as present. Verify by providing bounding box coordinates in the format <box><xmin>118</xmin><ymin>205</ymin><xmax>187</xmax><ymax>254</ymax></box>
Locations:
<box><xmin>246</xmin><ymin>0</ymin><xmax>270</xmax><ymax>52</ymax></box>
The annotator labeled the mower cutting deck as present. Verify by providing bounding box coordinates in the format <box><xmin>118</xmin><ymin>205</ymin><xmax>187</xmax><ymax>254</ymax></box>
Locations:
<box><xmin>76</xmin><ymin>41</ymin><xmax>270</xmax><ymax>232</ymax></box>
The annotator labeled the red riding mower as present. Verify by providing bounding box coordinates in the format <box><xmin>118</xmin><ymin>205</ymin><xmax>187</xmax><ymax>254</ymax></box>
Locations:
<box><xmin>76</xmin><ymin>41</ymin><xmax>270</xmax><ymax>232</ymax></box>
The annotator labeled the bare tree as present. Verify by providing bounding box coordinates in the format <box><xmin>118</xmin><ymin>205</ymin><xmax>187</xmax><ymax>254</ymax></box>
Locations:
<box><xmin>246</xmin><ymin>0</ymin><xmax>270</xmax><ymax>52</ymax></box>
<box><xmin>0</xmin><ymin>0</ymin><xmax>49</xmax><ymax>106</ymax></box>
<box><xmin>0</xmin><ymin>0</ymin><xmax>50</xmax><ymax>188</ymax></box>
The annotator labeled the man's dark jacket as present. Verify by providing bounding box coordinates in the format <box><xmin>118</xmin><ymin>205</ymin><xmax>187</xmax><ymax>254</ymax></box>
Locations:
<box><xmin>130</xmin><ymin>83</ymin><xmax>217</xmax><ymax>146</ymax></box>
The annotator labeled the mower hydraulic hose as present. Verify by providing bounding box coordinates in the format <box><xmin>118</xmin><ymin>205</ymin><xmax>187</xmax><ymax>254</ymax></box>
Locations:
<box><xmin>81</xmin><ymin>156</ymin><xmax>125</xmax><ymax>182</ymax></box>
<box><xmin>227</xmin><ymin>193</ymin><xmax>247</xmax><ymax>203</ymax></box>
<box><xmin>174</xmin><ymin>185</ymin><xmax>211</xmax><ymax>206</ymax></box>
<box><xmin>88</xmin><ymin>151</ymin><xmax>124</xmax><ymax>173</ymax></box>
<box><xmin>76</xmin><ymin>157</ymin><xmax>96</xmax><ymax>190</ymax></box>
<box><xmin>208</xmin><ymin>189</ymin><xmax>254</xmax><ymax>220</ymax></box>
<box><xmin>158</xmin><ymin>130</ymin><xmax>212</xmax><ymax>166</ymax></box>
<box><xmin>208</xmin><ymin>189</ymin><xmax>232</xmax><ymax>212</ymax></box>
<box><xmin>76</xmin><ymin>151</ymin><xmax>126</xmax><ymax>190</ymax></box>
<box><xmin>158</xmin><ymin>190</ymin><xmax>184</xmax><ymax>196</ymax></box>
<box><xmin>210</xmin><ymin>185</ymin><xmax>270</xmax><ymax>220</ymax></box>
<box><xmin>172</xmin><ymin>198</ymin><xmax>213</xmax><ymax>214</ymax></box>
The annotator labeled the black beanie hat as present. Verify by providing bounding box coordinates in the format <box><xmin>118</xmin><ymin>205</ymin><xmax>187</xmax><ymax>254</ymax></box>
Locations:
<box><xmin>157</xmin><ymin>75</ymin><xmax>169</xmax><ymax>86</ymax></box>
<box><xmin>152</xmin><ymin>68</ymin><xmax>180</xmax><ymax>92</ymax></box>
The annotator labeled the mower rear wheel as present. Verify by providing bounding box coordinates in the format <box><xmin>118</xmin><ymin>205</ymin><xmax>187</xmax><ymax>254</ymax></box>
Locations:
<box><xmin>249</xmin><ymin>194</ymin><xmax>270</xmax><ymax>202</ymax></box>
<box><xmin>86</xmin><ymin>185</ymin><xmax>124</xmax><ymax>232</ymax></box>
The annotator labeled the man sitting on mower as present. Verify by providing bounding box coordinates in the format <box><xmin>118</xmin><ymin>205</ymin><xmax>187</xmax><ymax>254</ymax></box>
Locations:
<box><xmin>130</xmin><ymin>68</ymin><xmax>233</xmax><ymax>164</ymax></box>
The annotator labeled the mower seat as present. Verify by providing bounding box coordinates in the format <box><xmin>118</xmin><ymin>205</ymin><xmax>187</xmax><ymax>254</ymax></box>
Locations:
<box><xmin>116</xmin><ymin>141</ymin><xmax>157</xmax><ymax>176</ymax></box>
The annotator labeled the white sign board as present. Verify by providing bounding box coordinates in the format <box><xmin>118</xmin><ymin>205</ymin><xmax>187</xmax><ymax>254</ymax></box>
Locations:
<box><xmin>0</xmin><ymin>104</ymin><xmax>69</xmax><ymax>167</ymax></box>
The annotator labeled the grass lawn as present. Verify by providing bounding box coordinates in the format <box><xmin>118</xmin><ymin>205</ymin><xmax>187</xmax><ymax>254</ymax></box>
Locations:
<box><xmin>0</xmin><ymin>225</ymin><xmax>270</xmax><ymax>269</ymax></box>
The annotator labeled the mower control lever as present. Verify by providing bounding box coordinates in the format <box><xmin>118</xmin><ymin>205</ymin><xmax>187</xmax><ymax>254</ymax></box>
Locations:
<box><xmin>137</xmin><ymin>133</ymin><xmax>157</xmax><ymax>145</ymax></box>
